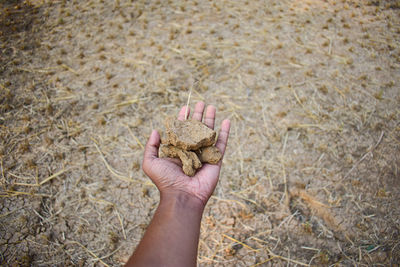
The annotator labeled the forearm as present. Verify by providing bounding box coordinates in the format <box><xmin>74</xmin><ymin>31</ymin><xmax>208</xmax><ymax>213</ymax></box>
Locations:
<box><xmin>126</xmin><ymin>191</ymin><xmax>205</xmax><ymax>267</ymax></box>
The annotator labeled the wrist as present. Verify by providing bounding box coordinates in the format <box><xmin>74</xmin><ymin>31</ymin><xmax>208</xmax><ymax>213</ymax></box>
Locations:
<box><xmin>159</xmin><ymin>190</ymin><xmax>205</xmax><ymax>214</ymax></box>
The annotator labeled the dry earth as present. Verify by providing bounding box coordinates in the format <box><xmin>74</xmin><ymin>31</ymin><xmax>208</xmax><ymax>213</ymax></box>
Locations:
<box><xmin>1</xmin><ymin>0</ymin><xmax>400</xmax><ymax>266</ymax></box>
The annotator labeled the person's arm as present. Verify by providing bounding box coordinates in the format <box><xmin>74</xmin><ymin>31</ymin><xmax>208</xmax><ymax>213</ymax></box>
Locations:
<box><xmin>125</xmin><ymin>102</ymin><xmax>230</xmax><ymax>267</ymax></box>
<box><xmin>127</xmin><ymin>191</ymin><xmax>204</xmax><ymax>266</ymax></box>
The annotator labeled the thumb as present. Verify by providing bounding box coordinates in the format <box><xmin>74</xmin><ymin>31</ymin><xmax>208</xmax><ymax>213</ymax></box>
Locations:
<box><xmin>143</xmin><ymin>130</ymin><xmax>161</xmax><ymax>164</ymax></box>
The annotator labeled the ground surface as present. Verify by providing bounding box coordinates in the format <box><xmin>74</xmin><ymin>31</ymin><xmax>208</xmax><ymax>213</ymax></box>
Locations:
<box><xmin>1</xmin><ymin>0</ymin><xmax>399</xmax><ymax>266</ymax></box>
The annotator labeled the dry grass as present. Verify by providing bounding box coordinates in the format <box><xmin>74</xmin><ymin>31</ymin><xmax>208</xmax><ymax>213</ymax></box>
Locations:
<box><xmin>1</xmin><ymin>0</ymin><xmax>400</xmax><ymax>266</ymax></box>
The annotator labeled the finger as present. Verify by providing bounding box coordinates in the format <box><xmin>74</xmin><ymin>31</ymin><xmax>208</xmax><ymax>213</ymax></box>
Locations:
<box><xmin>143</xmin><ymin>130</ymin><xmax>161</xmax><ymax>164</ymax></box>
<box><xmin>177</xmin><ymin>106</ymin><xmax>190</xmax><ymax>121</ymax></box>
<box><xmin>215</xmin><ymin>119</ymin><xmax>231</xmax><ymax>157</ymax></box>
<box><xmin>203</xmin><ymin>105</ymin><xmax>216</xmax><ymax>129</ymax></box>
<box><xmin>192</xmin><ymin>101</ymin><xmax>205</xmax><ymax>121</ymax></box>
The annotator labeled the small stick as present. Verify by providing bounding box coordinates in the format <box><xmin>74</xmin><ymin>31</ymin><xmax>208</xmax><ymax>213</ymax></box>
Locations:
<box><xmin>280</xmin><ymin>133</ymin><xmax>290</xmax><ymax>208</ymax></box>
<box><xmin>89</xmin><ymin>196</ymin><xmax>115</xmax><ymax>206</ymax></box>
<box><xmin>184</xmin><ymin>86</ymin><xmax>193</xmax><ymax>120</ymax></box>
<box><xmin>67</xmin><ymin>241</ymin><xmax>110</xmax><ymax>267</ymax></box>
<box><xmin>125</xmin><ymin>125</ymin><xmax>144</xmax><ymax>150</ymax></box>
<box><xmin>12</xmin><ymin>169</ymin><xmax>67</xmax><ymax>187</ymax></box>
<box><xmin>0</xmin><ymin>159</ymin><xmax>5</xmax><ymax>182</ymax></box>
<box><xmin>343</xmin><ymin>131</ymin><xmax>384</xmax><ymax>180</ymax></box>
<box><xmin>39</xmin><ymin>169</ymin><xmax>66</xmax><ymax>186</ymax></box>
<box><xmin>251</xmin><ymin>256</ymin><xmax>277</xmax><ymax>266</ymax></box>
<box><xmin>210</xmin><ymin>196</ymin><xmax>247</xmax><ymax>209</ymax></box>
<box><xmin>115</xmin><ymin>209</ymin><xmax>127</xmax><ymax>240</ymax></box>
<box><xmin>222</xmin><ymin>234</ymin><xmax>258</xmax><ymax>252</ymax></box>
<box><xmin>61</xmin><ymin>64</ymin><xmax>79</xmax><ymax>75</ymax></box>
<box><xmin>1</xmin><ymin>191</ymin><xmax>51</xmax><ymax>198</ymax></box>
<box><xmin>91</xmin><ymin>138</ymin><xmax>136</xmax><ymax>183</ymax></box>
<box><xmin>98</xmin><ymin>245</ymin><xmax>123</xmax><ymax>260</ymax></box>
<box><xmin>251</xmin><ymin>248</ymin><xmax>308</xmax><ymax>267</ymax></box>
<box><xmin>0</xmin><ymin>208</ymin><xmax>22</xmax><ymax>219</ymax></box>
<box><xmin>210</xmin><ymin>236</ymin><xmax>223</xmax><ymax>263</ymax></box>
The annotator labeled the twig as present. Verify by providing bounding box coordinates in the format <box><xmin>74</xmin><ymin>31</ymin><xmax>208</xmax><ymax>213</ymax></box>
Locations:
<box><xmin>210</xmin><ymin>236</ymin><xmax>223</xmax><ymax>263</ymax></box>
<box><xmin>16</xmin><ymin>67</ymin><xmax>56</xmax><ymax>73</ymax></box>
<box><xmin>91</xmin><ymin>138</ymin><xmax>136</xmax><ymax>183</ymax></box>
<box><xmin>280</xmin><ymin>133</ymin><xmax>289</xmax><ymax>208</ymax></box>
<box><xmin>210</xmin><ymin>196</ymin><xmax>248</xmax><ymax>209</ymax></box>
<box><xmin>98</xmin><ymin>245</ymin><xmax>123</xmax><ymax>260</ymax></box>
<box><xmin>0</xmin><ymin>208</ymin><xmax>22</xmax><ymax>219</ymax></box>
<box><xmin>115</xmin><ymin>97</ymin><xmax>148</xmax><ymax>108</ymax></box>
<box><xmin>251</xmin><ymin>256</ymin><xmax>277</xmax><ymax>266</ymax></box>
<box><xmin>125</xmin><ymin>125</ymin><xmax>144</xmax><ymax>150</ymax></box>
<box><xmin>8</xmin><ymin>172</ymin><xmax>35</xmax><ymax>180</ymax></box>
<box><xmin>61</xmin><ymin>64</ymin><xmax>78</xmax><ymax>74</ymax></box>
<box><xmin>67</xmin><ymin>241</ymin><xmax>110</xmax><ymax>267</ymax></box>
<box><xmin>343</xmin><ymin>131</ymin><xmax>384</xmax><ymax>179</ymax></box>
<box><xmin>115</xmin><ymin>209</ymin><xmax>127</xmax><ymax>240</ymax></box>
<box><xmin>12</xmin><ymin>169</ymin><xmax>67</xmax><ymax>187</ymax></box>
<box><xmin>0</xmin><ymin>159</ymin><xmax>5</xmax><ymax>182</ymax></box>
<box><xmin>89</xmin><ymin>196</ymin><xmax>115</xmax><ymax>206</ymax></box>
<box><xmin>222</xmin><ymin>234</ymin><xmax>259</xmax><ymax>252</ymax></box>
<box><xmin>229</xmin><ymin>192</ymin><xmax>264</xmax><ymax>211</ymax></box>
<box><xmin>288</xmin><ymin>85</ymin><xmax>304</xmax><ymax>108</ymax></box>
<box><xmin>252</xmin><ymin>248</ymin><xmax>309</xmax><ymax>267</ymax></box>
<box><xmin>184</xmin><ymin>86</ymin><xmax>192</xmax><ymax>120</ymax></box>
<box><xmin>1</xmin><ymin>190</ymin><xmax>51</xmax><ymax>198</ymax></box>
<box><xmin>290</xmin><ymin>124</ymin><xmax>325</xmax><ymax>130</ymax></box>
<box><xmin>32</xmin><ymin>208</ymin><xmax>46</xmax><ymax>222</ymax></box>
<box><xmin>40</xmin><ymin>169</ymin><xmax>67</xmax><ymax>185</ymax></box>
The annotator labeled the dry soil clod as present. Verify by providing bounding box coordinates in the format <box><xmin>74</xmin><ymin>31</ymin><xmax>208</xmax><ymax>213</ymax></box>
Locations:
<box><xmin>165</xmin><ymin>117</ymin><xmax>216</xmax><ymax>150</ymax></box>
<box><xmin>162</xmin><ymin>117</ymin><xmax>221</xmax><ymax>176</ymax></box>
<box><xmin>197</xmin><ymin>146</ymin><xmax>222</xmax><ymax>164</ymax></box>
<box><xmin>161</xmin><ymin>145</ymin><xmax>202</xmax><ymax>177</ymax></box>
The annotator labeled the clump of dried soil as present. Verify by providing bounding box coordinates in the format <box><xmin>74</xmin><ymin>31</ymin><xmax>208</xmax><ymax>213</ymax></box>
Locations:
<box><xmin>164</xmin><ymin>117</ymin><xmax>216</xmax><ymax>150</ymax></box>
<box><xmin>161</xmin><ymin>117</ymin><xmax>222</xmax><ymax>176</ymax></box>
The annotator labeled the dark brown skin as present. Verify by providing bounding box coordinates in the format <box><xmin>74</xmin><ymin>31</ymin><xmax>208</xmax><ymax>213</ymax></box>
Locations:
<box><xmin>125</xmin><ymin>102</ymin><xmax>230</xmax><ymax>267</ymax></box>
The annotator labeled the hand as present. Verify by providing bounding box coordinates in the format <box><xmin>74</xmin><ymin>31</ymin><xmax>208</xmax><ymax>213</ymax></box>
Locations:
<box><xmin>142</xmin><ymin>101</ymin><xmax>231</xmax><ymax>206</ymax></box>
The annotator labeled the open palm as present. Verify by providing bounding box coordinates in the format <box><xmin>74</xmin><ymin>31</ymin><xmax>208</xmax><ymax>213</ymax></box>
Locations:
<box><xmin>142</xmin><ymin>102</ymin><xmax>231</xmax><ymax>205</ymax></box>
